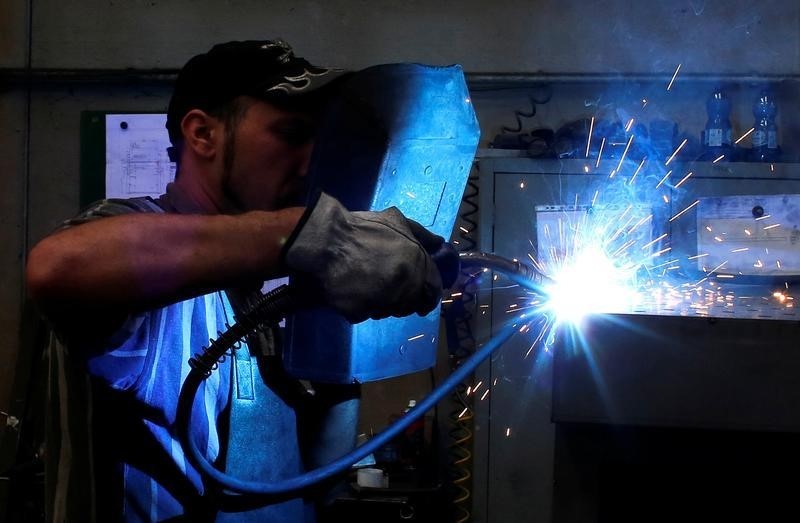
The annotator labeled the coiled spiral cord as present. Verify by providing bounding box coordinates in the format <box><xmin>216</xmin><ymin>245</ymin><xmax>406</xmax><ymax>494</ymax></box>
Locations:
<box><xmin>443</xmin><ymin>170</ymin><xmax>480</xmax><ymax>523</ymax></box>
<box><xmin>499</xmin><ymin>87</ymin><xmax>554</xmax><ymax>134</ymax></box>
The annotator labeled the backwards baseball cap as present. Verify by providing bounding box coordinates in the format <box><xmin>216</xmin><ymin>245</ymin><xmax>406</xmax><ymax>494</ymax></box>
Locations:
<box><xmin>166</xmin><ymin>39</ymin><xmax>347</xmax><ymax>158</ymax></box>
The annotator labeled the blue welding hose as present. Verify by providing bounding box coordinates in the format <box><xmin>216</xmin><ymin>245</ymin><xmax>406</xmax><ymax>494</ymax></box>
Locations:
<box><xmin>178</xmin><ymin>313</ymin><xmax>523</xmax><ymax>496</ymax></box>
<box><xmin>177</xmin><ymin>251</ymin><xmax>547</xmax><ymax>497</ymax></box>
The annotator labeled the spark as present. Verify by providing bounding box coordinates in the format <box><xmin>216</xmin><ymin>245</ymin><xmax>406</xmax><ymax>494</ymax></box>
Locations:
<box><xmin>656</xmin><ymin>170</ymin><xmax>673</xmax><ymax>189</ymax></box>
<box><xmin>744</xmin><ymin>229</ymin><xmax>751</xmax><ymax>236</ymax></box>
<box><xmin>596</xmin><ymin>137</ymin><xmax>606</xmax><ymax>168</ymax></box>
<box><xmin>667</xmin><ymin>63</ymin><xmax>682</xmax><ymax>91</ymax></box>
<box><xmin>652</xmin><ymin>247</ymin><xmax>672</xmax><ymax>257</ymax></box>
<box><xmin>458</xmin><ymin>408</ymin><xmax>469</xmax><ymax>419</ymax></box>
<box><xmin>662</xmin><ymin>194</ymin><xmax>670</xmax><ymax>203</ymax></box>
<box><xmin>592</xmin><ymin>190</ymin><xmax>599</xmax><ymax>205</ymax></box>
<box><xmin>480</xmin><ymin>389</ymin><xmax>490</xmax><ymax>401</ymax></box>
<box><xmin>520</xmin><ymin>182</ymin><xmax>525</xmax><ymax>189</ymax></box>
<box><xmin>675</xmin><ymin>171</ymin><xmax>693</xmax><ymax>188</ymax></box>
<box><xmin>651</xmin><ymin>258</ymin><xmax>680</xmax><ymax>269</ymax></box>
<box><xmin>586</xmin><ymin>116</ymin><xmax>595</xmax><ymax>157</ymax></box>
<box><xmin>525</xmin><ymin>321</ymin><xmax>551</xmax><ymax>358</ymax></box>
<box><xmin>668</xmin><ymin>199</ymin><xmax>699</xmax><ymax>222</ymax></box>
<box><xmin>625</xmin><ymin>118</ymin><xmax>635</xmax><ymax>133</ymax></box>
<box><xmin>405</xmin><ymin>192</ymin><xmax>417</xmax><ymax>199</ymax></box>
<box><xmin>605</xmin><ymin>206</ymin><xmax>634</xmax><ymax>244</ymax></box>
<box><xmin>441</xmin><ymin>299</ymin><xmax>454</xmax><ymax>304</ymax></box>
<box><xmin>629</xmin><ymin>157</ymin><xmax>646</xmax><ymax>185</ymax></box>
<box><xmin>763</xmin><ymin>223</ymin><xmax>781</xmax><ymax>230</ymax></box>
<box><xmin>628</xmin><ymin>214</ymin><xmax>653</xmax><ymax>234</ymax></box>
<box><xmin>506</xmin><ymin>427</ymin><xmax>512</xmax><ymax>437</ymax></box>
<box><xmin>641</xmin><ymin>98</ymin><xmax>648</xmax><ymax>108</ymax></box>
<box><xmin>735</xmin><ymin>127</ymin><xmax>755</xmax><ymax>144</ymax></box>
<box><xmin>755</xmin><ymin>214</ymin><xmax>771</xmax><ymax>221</ymax></box>
<box><xmin>770</xmin><ymin>164</ymin><xmax>775</xmax><ymax>172</ymax></box>
<box><xmin>731</xmin><ymin>247</ymin><xmax>749</xmax><ymax>253</ymax></box>
<box><xmin>717</xmin><ymin>274</ymin><xmax>735</xmax><ymax>279</ymax></box>
<box><xmin>459</xmin><ymin>226</ymin><xmax>470</xmax><ymax>233</ymax></box>
<box><xmin>527</xmin><ymin>253</ymin><xmax>546</xmax><ymax>273</ymax></box>
<box><xmin>642</xmin><ymin>233</ymin><xmax>668</xmax><ymax>250</ymax></box>
<box><xmin>612</xmin><ymin>238</ymin><xmax>637</xmax><ymax>258</ymax></box>
<box><xmin>688</xmin><ymin>253</ymin><xmax>709</xmax><ymax>260</ymax></box>
<box><xmin>713</xmin><ymin>155</ymin><xmax>725</xmax><ymax>163</ymax></box>
<box><xmin>473</xmin><ymin>381</ymin><xmax>483</xmax><ymax>393</ymax></box>
<box><xmin>707</xmin><ymin>260</ymin><xmax>729</xmax><ymax>275</ymax></box>
<box><xmin>407</xmin><ymin>334</ymin><xmax>425</xmax><ymax>341</ymax></box>
<box><xmin>615</xmin><ymin>135</ymin><xmax>634</xmax><ymax>173</ymax></box>
<box><xmin>665</xmin><ymin>139</ymin><xmax>687</xmax><ymax>166</ymax></box>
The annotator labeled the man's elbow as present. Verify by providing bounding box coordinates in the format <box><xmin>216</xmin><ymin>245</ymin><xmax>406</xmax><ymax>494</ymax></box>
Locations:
<box><xmin>26</xmin><ymin>238</ymin><xmax>68</xmax><ymax>306</ymax></box>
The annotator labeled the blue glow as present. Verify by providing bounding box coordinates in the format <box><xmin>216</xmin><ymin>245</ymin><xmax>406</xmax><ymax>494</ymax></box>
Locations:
<box><xmin>544</xmin><ymin>244</ymin><xmax>643</xmax><ymax>325</ymax></box>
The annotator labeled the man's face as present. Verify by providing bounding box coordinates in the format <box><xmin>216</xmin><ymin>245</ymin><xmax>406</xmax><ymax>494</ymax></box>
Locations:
<box><xmin>221</xmin><ymin>97</ymin><xmax>317</xmax><ymax>212</ymax></box>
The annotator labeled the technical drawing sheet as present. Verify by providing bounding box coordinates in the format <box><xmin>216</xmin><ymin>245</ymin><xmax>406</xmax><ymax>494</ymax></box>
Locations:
<box><xmin>105</xmin><ymin>114</ymin><xmax>175</xmax><ymax>199</ymax></box>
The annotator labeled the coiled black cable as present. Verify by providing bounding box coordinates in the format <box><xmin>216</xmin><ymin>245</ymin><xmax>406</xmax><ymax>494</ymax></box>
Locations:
<box><xmin>499</xmin><ymin>87</ymin><xmax>554</xmax><ymax>134</ymax></box>
<box><xmin>187</xmin><ymin>285</ymin><xmax>301</xmax><ymax>377</ymax></box>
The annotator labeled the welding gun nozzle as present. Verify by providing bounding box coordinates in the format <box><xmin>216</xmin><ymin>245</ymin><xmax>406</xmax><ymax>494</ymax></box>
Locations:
<box><xmin>457</xmin><ymin>251</ymin><xmax>549</xmax><ymax>291</ymax></box>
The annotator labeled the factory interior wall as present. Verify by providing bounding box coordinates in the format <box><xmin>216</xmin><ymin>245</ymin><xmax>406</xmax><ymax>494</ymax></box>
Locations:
<box><xmin>2</xmin><ymin>0</ymin><xmax>799</xmax><ymax>517</ymax></box>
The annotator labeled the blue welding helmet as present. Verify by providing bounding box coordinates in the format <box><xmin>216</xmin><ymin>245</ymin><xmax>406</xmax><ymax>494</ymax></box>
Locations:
<box><xmin>283</xmin><ymin>63</ymin><xmax>480</xmax><ymax>384</ymax></box>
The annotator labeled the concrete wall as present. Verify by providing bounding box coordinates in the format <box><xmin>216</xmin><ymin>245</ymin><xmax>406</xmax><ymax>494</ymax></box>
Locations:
<box><xmin>2</xmin><ymin>0</ymin><xmax>800</xmax><ymax>520</ymax></box>
<box><xmin>25</xmin><ymin>0</ymin><xmax>800</xmax><ymax>74</ymax></box>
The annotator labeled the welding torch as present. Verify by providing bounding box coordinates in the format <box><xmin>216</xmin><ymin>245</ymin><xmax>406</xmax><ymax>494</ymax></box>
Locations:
<box><xmin>177</xmin><ymin>245</ymin><xmax>548</xmax><ymax>498</ymax></box>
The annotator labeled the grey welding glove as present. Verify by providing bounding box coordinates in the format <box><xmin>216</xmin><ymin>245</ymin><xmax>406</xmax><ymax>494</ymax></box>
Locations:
<box><xmin>283</xmin><ymin>192</ymin><xmax>444</xmax><ymax>323</ymax></box>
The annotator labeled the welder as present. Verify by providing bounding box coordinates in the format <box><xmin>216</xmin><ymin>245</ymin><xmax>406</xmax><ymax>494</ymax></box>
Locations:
<box><xmin>25</xmin><ymin>39</ymin><xmax>448</xmax><ymax>521</ymax></box>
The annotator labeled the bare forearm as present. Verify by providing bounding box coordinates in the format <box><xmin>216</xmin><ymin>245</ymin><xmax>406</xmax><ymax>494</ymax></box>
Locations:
<box><xmin>26</xmin><ymin>208</ymin><xmax>304</xmax><ymax>316</ymax></box>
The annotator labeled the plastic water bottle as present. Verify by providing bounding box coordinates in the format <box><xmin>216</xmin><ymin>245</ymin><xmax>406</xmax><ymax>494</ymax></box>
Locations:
<box><xmin>751</xmin><ymin>90</ymin><xmax>779</xmax><ymax>162</ymax></box>
<box><xmin>703</xmin><ymin>88</ymin><xmax>732</xmax><ymax>160</ymax></box>
<box><xmin>403</xmin><ymin>400</ymin><xmax>424</xmax><ymax>459</ymax></box>
<box><xmin>401</xmin><ymin>399</ymin><xmax>425</xmax><ymax>482</ymax></box>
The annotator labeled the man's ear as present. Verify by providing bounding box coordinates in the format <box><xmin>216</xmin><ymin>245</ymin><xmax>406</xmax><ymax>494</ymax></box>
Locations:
<box><xmin>180</xmin><ymin>109</ymin><xmax>222</xmax><ymax>161</ymax></box>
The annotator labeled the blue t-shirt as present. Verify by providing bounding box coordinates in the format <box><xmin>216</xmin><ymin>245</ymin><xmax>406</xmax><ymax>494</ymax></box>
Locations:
<box><xmin>47</xmin><ymin>192</ymin><xmax>313</xmax><ymax>522</ymax></box>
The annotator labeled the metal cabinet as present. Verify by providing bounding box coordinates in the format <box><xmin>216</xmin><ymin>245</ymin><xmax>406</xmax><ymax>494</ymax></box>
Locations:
<box><xmin>472</xmin><ymin>156</ymin><xmax>800</xmax><ymax>522</ymax></box>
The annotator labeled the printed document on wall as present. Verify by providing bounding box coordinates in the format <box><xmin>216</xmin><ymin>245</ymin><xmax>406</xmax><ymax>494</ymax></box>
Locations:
<box><xmin>105</xmin><ymin>114</ymin><xmax>175</xmax><ymax>199</ymax></box>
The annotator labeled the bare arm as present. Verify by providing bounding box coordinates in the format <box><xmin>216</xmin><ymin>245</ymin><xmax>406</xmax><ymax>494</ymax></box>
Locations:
<box><xmin>26</xmin><ymin>208</ymin><xmax>304</xmax><ymax>336</ymax></box>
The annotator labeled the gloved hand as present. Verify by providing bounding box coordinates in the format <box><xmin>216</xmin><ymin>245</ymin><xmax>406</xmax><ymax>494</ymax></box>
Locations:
<box><xmin>282</xmin><ymin>192</ymin><xmax>444</xmax><ymax>323</ymax></box>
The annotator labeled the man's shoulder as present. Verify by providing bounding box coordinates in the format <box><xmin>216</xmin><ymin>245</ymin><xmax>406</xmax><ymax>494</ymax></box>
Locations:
<box><xmin>79</xmin><ymin>196</ymin><xmax>165</xmax><ymax>216</ymax></box>
<box><xmin>61</xmin><ymin>196</ymin><xmax>166</xmax><ymax>228</ymax></box>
